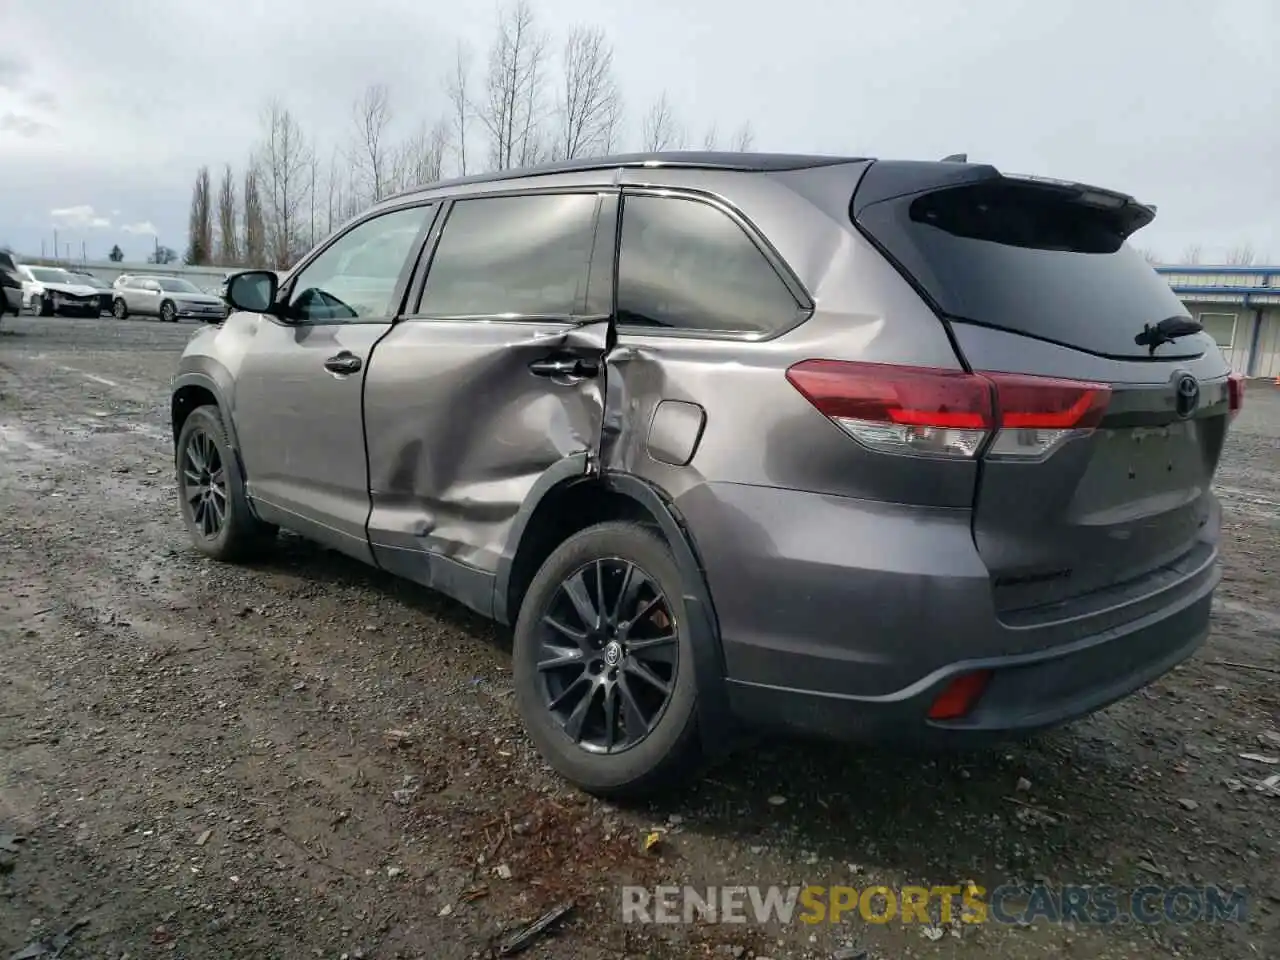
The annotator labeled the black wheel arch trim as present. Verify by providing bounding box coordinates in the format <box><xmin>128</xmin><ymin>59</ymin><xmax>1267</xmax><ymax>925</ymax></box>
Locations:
<box><xmin>493</xmin><ymin>463</ymin><xmax>733</xmax><ymax>754</ymax></box>
<box><xmin>171</xmin><ymin>365</ymin><xmax>270</xmax><ymax>525</ymax></box>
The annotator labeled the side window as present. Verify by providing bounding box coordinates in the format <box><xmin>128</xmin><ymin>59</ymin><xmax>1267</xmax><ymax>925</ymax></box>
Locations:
<box><xmin>417</xmin><ymin>193</ymin><xmax>599</xmax><ymax>318</ymax></box>
<box><xmin>141</xmin><ymin>280</ymin><xmax>160</xmax><ymax>293</ymax></box>
<box><xmin>289</xmin><ymin>205</ymin><xmax>433</xmax><ymax>323</ymax></box>
<box><xmin>617</xmin><ymin>194</ymin><xmax>800</xmax><ymax>336</ymax></box>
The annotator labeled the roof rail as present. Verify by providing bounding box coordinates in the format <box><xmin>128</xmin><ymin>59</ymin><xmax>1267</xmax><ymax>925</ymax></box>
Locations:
<box><xmin>381</xmin><ymin>151</ymin><xmax>869</xmax><ymax>203</ymax></box>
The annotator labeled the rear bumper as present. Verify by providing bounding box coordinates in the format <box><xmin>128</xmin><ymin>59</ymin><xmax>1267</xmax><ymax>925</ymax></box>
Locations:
<box><xmin>674</xmin><ymin>482</ymin><xmax>1219</xmax><ymax>744</ymax></box>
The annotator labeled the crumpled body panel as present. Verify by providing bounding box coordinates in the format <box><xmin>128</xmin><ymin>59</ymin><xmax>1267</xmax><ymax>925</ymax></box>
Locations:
<box><xmin>363</xmin><ymin>317</ymin><xmax>608</xmax><ymax>576</ymax></box>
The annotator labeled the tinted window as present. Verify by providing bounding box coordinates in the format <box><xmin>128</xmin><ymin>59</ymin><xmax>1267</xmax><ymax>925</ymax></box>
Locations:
<box><xmin>30</xmin><ymin>268</ymin><xmax>71</xmax><ymax>283</ymax></box>
<box><xmin>290</xmin><ymin>204</ymin><xmax>432</xmax><ymax>322</ymax></box>
<box><xmin>856</xmin><ymin>180</ymin><xmax>1197</xmax><ymax>358</ymax></box>
<box><xmin>158</xmin><ymin>278</ymin><xmax>200</xmax><ymax>293</ymax></box>
<box><xmin>616</xmin><ymin>195</ymin><xmax>799</xmax><ymax>335</ymax></box>
<box><xmin>417</xmin><ymin>193</ymin><xmax>598</xmax><ymax>317</ymax></box>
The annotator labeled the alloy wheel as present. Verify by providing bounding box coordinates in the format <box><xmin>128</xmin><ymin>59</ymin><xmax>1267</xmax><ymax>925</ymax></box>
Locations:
<box><xmin>181</xmin><ymin>429</ymin><xmax>228</xmax><ymax>538</ymax></box>
<box><xmin>536</xmin><ymin>558</ymin><xmax>679</xmax><ymax>754</ymax></box>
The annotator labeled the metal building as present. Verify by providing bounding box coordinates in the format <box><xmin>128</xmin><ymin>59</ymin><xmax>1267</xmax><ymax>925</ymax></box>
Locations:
<box><xmin>1156</xmin><ymin>265</ymin><xmax>1280</xmax><ymax>378</ymax></box>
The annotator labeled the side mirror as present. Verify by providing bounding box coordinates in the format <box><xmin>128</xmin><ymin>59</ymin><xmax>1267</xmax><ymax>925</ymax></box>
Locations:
<box><xmin>225</xmin><ymin>270</ymin><xmax>280</xmax><ymax>315</ymax></box>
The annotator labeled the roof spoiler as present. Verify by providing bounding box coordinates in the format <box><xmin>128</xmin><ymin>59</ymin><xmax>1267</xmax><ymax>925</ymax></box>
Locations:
<box><xmin>853</xmin><ymin>161</ymin><xmax>1158</xmax><ymax>236</ymax></box>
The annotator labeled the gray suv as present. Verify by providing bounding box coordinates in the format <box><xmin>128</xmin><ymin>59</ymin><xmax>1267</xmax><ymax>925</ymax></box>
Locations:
<box><xmin>170</xmin><ymin>153</ymin><xmax>1243</xmax><ymax>797</ymax></box>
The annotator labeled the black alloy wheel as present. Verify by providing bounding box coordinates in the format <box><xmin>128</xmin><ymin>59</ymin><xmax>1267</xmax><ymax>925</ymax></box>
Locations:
<box><xmin>536</xmin><ymin>556</ymin><xmax>680</xmax><ymax>754</ymax></box>
<box><xmin>180</xmin><ymin>427</ymin><xmax>228</xmax><ymax>539</ymax></box>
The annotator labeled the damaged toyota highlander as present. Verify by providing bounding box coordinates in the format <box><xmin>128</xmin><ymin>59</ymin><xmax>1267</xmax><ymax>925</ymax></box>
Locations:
<box><xmin>169</xmin><ymin>152</ymin><xmax>1244</xmax><ymax>797</ymax></box>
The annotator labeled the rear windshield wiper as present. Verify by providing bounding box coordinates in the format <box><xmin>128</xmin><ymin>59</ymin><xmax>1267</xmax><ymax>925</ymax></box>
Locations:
<box><xmin>1134</xmin><ymin>316</ymin><xmax>1203</xmax><ymax>355</ymax></box>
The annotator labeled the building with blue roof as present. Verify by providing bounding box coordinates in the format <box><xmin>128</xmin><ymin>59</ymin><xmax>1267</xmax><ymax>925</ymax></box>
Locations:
<box><xmin>1155</xmin><ymin>265</ymin><xmax>1280</xmax><ymax>378</ymax></box>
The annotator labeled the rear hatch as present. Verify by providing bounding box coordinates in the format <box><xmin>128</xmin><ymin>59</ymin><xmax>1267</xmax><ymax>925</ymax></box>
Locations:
<box><xmin>852</xmin><ymin>161</ymin><xmax>1238</xmax><ymax>615</ymax></box>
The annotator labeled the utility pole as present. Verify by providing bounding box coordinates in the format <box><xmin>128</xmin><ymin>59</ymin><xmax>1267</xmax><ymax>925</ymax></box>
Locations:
<box><xmin>53</xmin><ymin>229</ymin><xmax>59</xmax><ymax>262</ymax></box>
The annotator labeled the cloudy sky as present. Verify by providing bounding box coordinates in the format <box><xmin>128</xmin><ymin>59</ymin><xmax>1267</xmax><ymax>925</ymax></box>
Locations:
<box><xmin>1</xmin><ymin>0</ymin><xmax>1275</xmax><ymax>264</ymax></box>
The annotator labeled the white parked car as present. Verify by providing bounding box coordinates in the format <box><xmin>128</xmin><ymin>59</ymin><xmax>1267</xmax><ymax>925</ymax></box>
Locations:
<box><xmin>18</xmin><ymin>265</ymin><xmax>103</xmax><ymax>317</ymax></box>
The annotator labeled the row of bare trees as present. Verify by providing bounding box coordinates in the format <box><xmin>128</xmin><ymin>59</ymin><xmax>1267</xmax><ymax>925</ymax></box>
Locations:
<box><xmin>186</xmin><ymin>0</ymin><xmax>756</xmax><ymax>270</ymax></box>
<box><xmin>1138</xmin><ymin>243</ymin><xmax>1264</xmax><ymax>266</ymax></box>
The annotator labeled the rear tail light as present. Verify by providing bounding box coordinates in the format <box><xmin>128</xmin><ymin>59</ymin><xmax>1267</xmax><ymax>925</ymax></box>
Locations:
<box><xmin>785</xmin><ymin>360</ymin><xmax>1111</xmax><ymax>461</ymax></box>
<box><xmin>1227</xmin><ymin>373</ymin><xmax>1244</xmax><ymax>419</ymax></box>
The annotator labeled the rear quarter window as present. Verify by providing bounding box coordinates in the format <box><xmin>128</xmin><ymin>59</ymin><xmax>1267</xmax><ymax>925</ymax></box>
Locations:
<box><xmin>616</xmin><ymin>194</ymin><xmax>802</xmax><ymax>337</ymax></box>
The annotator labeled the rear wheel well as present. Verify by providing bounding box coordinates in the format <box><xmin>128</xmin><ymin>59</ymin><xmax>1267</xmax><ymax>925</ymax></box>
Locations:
<box><xmin>505</xmin><ymin>479</ymin><xmax>663</xmax><ymax>624</ymax></box>
<box><xmin>171</xmin><ymin>385</ymin><xmax>218</xmax><ymax>443</ymax></box>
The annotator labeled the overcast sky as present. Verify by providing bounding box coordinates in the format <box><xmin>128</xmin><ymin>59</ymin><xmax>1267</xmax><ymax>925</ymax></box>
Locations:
<box><xmin>1</xmin><ymin>0</ymin><xmax>1275</xmax><ymax>264</ymax></box>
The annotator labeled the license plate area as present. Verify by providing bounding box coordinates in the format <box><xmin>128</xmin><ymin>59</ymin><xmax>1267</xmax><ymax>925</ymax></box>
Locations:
<box><xmin>1071</xmin><ymin>421</ymin><xmax>1208</xmax><ymax>518</ymax></box>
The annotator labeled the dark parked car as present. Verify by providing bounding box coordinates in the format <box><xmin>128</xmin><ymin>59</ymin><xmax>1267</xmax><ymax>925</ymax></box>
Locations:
<box><xmin>169</xmin><ymin>152</ymin><xmax>1243</xmax><ymax>797</ymax></box>
<box><xmin>0</xmin><ymin>251</ymin><xmax>21</xmax><ymax>320</ymax></box>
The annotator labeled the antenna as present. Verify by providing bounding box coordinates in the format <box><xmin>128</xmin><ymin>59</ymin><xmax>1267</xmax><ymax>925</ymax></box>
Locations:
<box><xmin>941</xmin><ymin>153</ymin><xmax>968</xmax><ymax>163</ymax></box>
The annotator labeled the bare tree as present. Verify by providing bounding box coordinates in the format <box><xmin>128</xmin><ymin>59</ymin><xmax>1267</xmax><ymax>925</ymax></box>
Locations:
<box><xmin>702</xmin><ymin>123</ymin><xmax>718</xmax><ymax>150</ymax></box>
<box><xmin>729</xmin><ymin>121</ymin><xmax>755</xmax><ymax>152</ymax></box>
<box><xmin>478</xmin><ymin>0</ymin><xmax>549</xmax><ymax>170</ymax></box>
<box><xmin>554</xmin><ymin>25</ymin><xmax>621</xmax><ymax>160</ymax></box>
<box><xmin>641</xmin><ymin>91</ymin><xmax>683</xmax><ymax>151</ymax></box>
<box><xmin>447</xmin><ymin>40</ymin><xmax>474</xmax><ymax>177</ymax></box>
<box><xmin>353</xmin><ymin>83</ymin><xmax>394</xmax><ymax>203</ymax></box>
<box><xmin>1180</xmin><ymin>244</ymin><xmax>1202</xmax><ymax>265</ymax></box>
<box><xmin>1136</xmin><ymin>247</ymin><xmax>1160</xmax><ymax>264</ymax></box>
<box><xmin>215</xmin><ymin>164</ymin><xmax>239</xmax><ymax>266</ymax></box>
<box><xmin>242</xmin><ymin>166</ymin><xmax>266</xmax><ymax>268</ymax></box>
<box><xmin>325</xmin><ymin>146</ymin><xmax>342</xmax><ymax>237</ymax></box>
<box><xmin>185</xmin><ymin>166</ymin><xmax>213</xmax><ymax>265</ymax></box>
<box><xmin>257</xmin><ymin>100</ymin><xmax>314</xmax><ymax>269</ymax></box>
<box><xmin>390</xmin><ymin>120</ymin><xmax>452</xmax><ymax>192</ymax></box>
<box><xmin>1224</xmin><ymin>243</ymin><xmax>1256</xmax><ymax>266</ymax></box>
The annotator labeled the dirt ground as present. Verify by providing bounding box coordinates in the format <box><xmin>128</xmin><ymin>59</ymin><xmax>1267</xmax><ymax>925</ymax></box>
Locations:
<box><xmin>1</xmin><ymin>313</ymin><xmax>1277</xmax><ymax>960</ymax></box>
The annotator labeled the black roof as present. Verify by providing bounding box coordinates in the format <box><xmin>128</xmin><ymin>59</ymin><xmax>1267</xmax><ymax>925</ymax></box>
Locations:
<box><xmin>385</xmin><ymin>151</ymin><xmax>868</xmax><ymax>202</ymax></box>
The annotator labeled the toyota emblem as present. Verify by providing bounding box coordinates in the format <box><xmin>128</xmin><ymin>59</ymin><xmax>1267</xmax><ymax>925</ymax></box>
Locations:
<box><xmin>1174</xmin><ymin>374</ymin><xmax>1200</xmax><ymax>419</ymax></box>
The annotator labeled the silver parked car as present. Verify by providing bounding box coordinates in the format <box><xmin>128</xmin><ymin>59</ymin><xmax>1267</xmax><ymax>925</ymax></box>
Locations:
<box><xmin>169</xmin><ymin>152</ymin><xmax>1243</xmax><ymax>797</ymax></box>
<box><xmin>112</xmin><ymin>274</ymin><xmax>227</xmax><ymax>322</ymax></box>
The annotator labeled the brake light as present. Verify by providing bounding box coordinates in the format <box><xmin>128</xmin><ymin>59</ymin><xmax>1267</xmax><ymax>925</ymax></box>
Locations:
<box><xmin>785</xmin><ymin>360</ymin><xmax>1111</xmax><ymax>460</ymax></box>
<box><xmin>1227</xmin><ymin>373</ymin><xmax>1244</xmax><ymax>419</ymax></box>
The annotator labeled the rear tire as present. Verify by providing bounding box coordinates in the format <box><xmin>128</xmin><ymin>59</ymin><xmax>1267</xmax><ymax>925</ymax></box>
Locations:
<box><xmin>160</xmin><ymin>300</ymin><xmax>177</xmax><ymax>323</ymax></box>
<box><xmin>512</xmin><ymin>521</ymin><xmax>702</xmax><ymax>798</ymax></box>
<box><xmin>111</xmin><ymin>298</ymin><xmax>128</xmax><ymax>320</ymax></box>
<box><xmin>175</xmin><ymin>404</ymin><xmax>277</xmax><ymax>562</ymax></box>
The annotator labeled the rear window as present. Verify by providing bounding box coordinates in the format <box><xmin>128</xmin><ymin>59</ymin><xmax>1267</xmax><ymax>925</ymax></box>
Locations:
<box><xmin>855</xmin><ymin>180</ymin><xmax>1199</xmax><ymax>359</ymax></box>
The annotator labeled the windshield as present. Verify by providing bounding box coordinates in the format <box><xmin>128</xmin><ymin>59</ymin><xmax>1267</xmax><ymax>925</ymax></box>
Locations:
<box><xmin>30</xmin><ymin>268</ymin><xmax>73</xmax><ymax>283</ymax></box>
<box><xmin>156</xmin><ymin>278</ymin><xmax>201</xmax><ymax>293</ymax></box>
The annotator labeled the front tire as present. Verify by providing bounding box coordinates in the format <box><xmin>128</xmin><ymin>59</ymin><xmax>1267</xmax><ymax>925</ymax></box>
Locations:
<box><xmin>111</xmin><ymin>298</ymin><xmax>128</xmax><ymax>320</ymax></box>
<box><xmin>176</xmin><ymin>404</ymin><xmax>277</xmax><ymax>561</ymax></box>
<box><xmin>160</xmin><ymin>300</ymin><xmax>177</xmax><ymax>322</ymax></box>
<box><xmin>512</xmin><ymin>521</ymin><xmax>702</xmax><ymax>798</ymax></box>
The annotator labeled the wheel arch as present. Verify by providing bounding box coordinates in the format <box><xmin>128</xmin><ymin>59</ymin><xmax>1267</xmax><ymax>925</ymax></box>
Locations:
<box><xmin>496</xmin><ymin>465</ymin><xmax>732</xmax><ymax>751</ymax></box>
<box><xmin>171</xmin><ymin>366</ymin><xmax>239</xmax><ymax>454</ymax></box>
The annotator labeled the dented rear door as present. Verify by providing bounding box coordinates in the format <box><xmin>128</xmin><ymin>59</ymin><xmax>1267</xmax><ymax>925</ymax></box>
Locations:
<box><xmin>361</xmin><ymin>189</ymin><xmax>617</xmax><ymax>617</ymax></box>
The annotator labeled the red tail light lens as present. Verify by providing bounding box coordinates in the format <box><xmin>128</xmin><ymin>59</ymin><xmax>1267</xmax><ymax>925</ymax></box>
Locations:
<box><xmin>785</xmin><ymin>360</ymin><xmax>1111</xmax><ymax>461</ymax></box>
<box><xmin>927</xmin><ymin>670</ymin><xmax>992</xmax><ymax>720</ymax></box>
<box><xmin>1227</xmin><ymin>373</ymin><xmax>1244</xmax><ymax>418</ymax></box>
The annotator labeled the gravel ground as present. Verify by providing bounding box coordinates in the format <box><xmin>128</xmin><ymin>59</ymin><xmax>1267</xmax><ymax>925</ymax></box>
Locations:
<box><xmin>1</xmin><ymin>314</ymin><xmax>1277</xmax><ymax>960</ymax></box>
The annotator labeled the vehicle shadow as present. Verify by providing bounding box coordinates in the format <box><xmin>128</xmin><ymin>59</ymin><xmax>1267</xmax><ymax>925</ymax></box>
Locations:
<box><xmin>238</xmin><ymin>532</ymin><xmax>1178</xmax><ymax>895</ymax></box>
<box><xmin>241</xmin><ymin>529</ymin><xmax>512</xmax><ymax>650</ymax></box>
